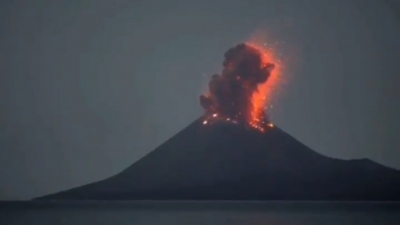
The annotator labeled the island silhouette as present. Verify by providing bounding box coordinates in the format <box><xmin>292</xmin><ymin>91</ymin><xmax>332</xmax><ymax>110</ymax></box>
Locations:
<box><xmin>36</xmin><ymin>43</ymin><xmax>400</xmax><ymax>201</ymax></box>
<box><xmin>36</xmin><ymin>118</ymin><xmax>400</xmax><ymax>201</ymax></box>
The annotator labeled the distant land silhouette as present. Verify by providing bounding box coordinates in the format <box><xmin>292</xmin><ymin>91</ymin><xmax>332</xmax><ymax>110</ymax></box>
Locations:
<box><xmin>36</xmin><ymin>117</ymin><xmax>400</xmax><ymax>201</ymax></box>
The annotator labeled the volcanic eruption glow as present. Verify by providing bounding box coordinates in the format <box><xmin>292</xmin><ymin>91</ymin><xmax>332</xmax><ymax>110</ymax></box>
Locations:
<box><xmin>200</xmin><ymin>42</ymin><xmax>282</xmax><ymax>132</ymax></box>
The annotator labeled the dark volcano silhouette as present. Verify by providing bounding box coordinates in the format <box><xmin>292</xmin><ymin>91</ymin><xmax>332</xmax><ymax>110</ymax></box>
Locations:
<box><xmin>36</xmin><ymin>117</ymin><xmax>400</xmax><ymax>201</ymax></box>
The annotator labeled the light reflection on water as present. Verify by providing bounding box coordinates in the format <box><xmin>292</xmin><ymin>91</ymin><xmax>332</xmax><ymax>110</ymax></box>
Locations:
<box><xmin>1</xmin><ymin>202</ymin><xmax>400</xmax><ymax>225</ymax></box>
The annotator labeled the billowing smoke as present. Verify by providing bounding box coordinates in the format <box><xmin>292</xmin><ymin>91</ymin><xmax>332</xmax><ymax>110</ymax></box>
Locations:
<box><xmin>200</xmin><ymin>43</ymin><xmax>275</xmax><ymax>130</ymax></box>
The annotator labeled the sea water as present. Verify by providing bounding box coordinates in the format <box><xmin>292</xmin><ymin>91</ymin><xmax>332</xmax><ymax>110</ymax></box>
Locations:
<box><xmin>1</xmin><ymin>201</ymin><xmax>399</xmax><ymax>225</ymax></box>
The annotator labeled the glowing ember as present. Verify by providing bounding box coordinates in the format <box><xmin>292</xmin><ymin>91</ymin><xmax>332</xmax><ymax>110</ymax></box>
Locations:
<box><xmin>200</xmin><ymin>42</ymin><xmax>281</xmax><ymax>132</ymax></box>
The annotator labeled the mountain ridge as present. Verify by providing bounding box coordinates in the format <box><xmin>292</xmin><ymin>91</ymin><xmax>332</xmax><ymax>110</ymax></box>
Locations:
<box><xmin>35</xmin><ymin>117</ymin><xmax>400</xmax><ymax>201</ymax></box>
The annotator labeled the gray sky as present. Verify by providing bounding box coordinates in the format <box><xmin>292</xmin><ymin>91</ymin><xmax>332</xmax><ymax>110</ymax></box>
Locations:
<box><xmin>1</xmin><ymin>0</ymin><xmax>400</xmax><ymax>200</ymax></box>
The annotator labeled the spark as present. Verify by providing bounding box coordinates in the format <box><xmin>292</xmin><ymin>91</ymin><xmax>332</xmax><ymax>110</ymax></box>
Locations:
<box><xmin>203</xmin><ymin>120</ymin><xmax>208</xmax><ymax>125</ymax></box>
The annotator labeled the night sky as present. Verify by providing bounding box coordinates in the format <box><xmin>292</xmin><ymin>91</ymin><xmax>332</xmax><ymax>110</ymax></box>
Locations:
<box><xmin>1</xmin><ymin>0</ymin><xmax>400</xmax><ymax>200</ymax></box>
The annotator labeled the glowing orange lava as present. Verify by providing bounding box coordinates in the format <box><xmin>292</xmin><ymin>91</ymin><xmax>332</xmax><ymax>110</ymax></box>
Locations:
<box><xmin>201</xmin><ymin>39</ymin><xmax>283</xmax><ymax>133</ymax></box>
<box><xmin>246</xmin><ymin>42</ymin><xmax>282</xmax><ymax>131</ymax></box>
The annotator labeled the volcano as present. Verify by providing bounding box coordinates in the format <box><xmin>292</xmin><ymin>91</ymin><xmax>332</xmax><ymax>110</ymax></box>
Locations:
<box><xmin>36</xmin><ymin>43</ymin><xmax>400</xmax><ymax>201</ymax></box>
<box><xmin>36</xmin><ymin>118</ymin><xmax>400</xmax><ymax>201</ymax></box>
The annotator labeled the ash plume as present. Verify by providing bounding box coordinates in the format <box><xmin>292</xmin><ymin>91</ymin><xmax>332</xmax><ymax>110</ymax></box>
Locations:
<box><xmin>200</xmin><ymin>43</ymin><xmax>275</xmax><ymax>126</ymax></box>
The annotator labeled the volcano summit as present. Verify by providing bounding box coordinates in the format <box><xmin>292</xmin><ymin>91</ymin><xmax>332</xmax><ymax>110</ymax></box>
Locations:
<box><xmin>36</xmin><ymin>44</ymin><xmax>400</xmax><ymax>201</ymax></box>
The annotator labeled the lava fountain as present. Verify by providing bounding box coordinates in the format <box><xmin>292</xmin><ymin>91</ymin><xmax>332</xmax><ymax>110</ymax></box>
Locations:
<box><xmin>200</xmin><ymin>42</ymin><xmax>282</xmax><ymax>132</ymax></box>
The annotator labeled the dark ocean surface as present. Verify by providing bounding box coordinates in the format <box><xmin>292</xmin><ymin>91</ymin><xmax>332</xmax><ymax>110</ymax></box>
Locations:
<box><xmin>1</xmin><ymin>201</ymin><xmax>400</xmax><ymax>225</ymax></box>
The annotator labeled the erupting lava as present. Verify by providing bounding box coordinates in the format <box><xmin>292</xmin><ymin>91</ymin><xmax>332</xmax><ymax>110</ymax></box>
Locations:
<box><xmin>200</xmin><ymin>43</ymin><xmax>281</xmax><ymax>132</ymax></box>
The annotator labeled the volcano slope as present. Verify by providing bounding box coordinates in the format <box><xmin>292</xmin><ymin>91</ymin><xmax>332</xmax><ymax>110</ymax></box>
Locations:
<box><xmin>36</xmin><ymin>117</ymin><xmax>400</xmax><ymax>201</ymax></box>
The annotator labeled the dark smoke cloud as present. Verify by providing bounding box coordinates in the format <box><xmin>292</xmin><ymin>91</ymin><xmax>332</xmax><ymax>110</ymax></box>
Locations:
<box><xmin>200</xmin><ymin>43</ymin><xmax>275</xmax><ymax>123</ymax></box>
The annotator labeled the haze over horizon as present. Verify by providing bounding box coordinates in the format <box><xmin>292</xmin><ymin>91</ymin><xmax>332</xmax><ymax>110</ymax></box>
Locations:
<box><xmin>1</xmin><ymin>0</ymin><xmax>400</xmax><ymax>200</ymax></box>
